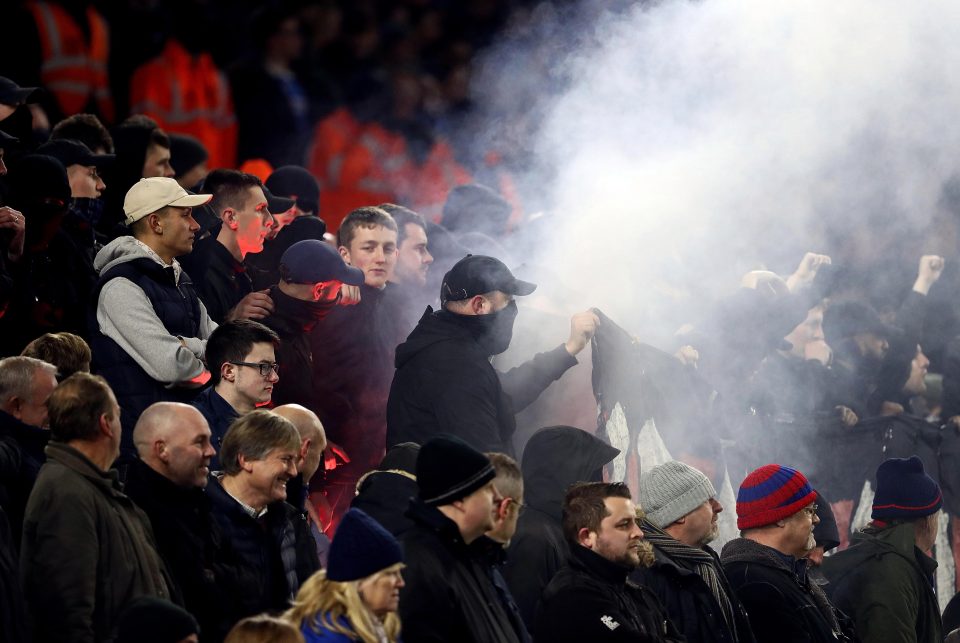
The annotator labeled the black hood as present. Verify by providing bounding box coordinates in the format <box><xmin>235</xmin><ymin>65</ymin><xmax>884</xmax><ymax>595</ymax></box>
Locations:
<box><xmin>521</xmin><ymin>425</ymin><xmax>620</xmax><ymax>520</ymax></box>
<box><xmin>394</xmin><ymin>306</ymin><xmax>481</xmax><ymax>369</ymax></box>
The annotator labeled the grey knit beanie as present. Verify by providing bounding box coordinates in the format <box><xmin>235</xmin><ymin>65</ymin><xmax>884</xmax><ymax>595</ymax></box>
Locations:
<box><xmin>639</xmin><ymin>461</ymin><xmax>717</xmax><ymax>528</ymax></box>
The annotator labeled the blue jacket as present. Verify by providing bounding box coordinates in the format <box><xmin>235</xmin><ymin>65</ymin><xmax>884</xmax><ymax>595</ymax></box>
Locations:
<box><xmin>190</xmin><ymin>387</ymin><xmax>238</xmax><ymax>470</ymax></box>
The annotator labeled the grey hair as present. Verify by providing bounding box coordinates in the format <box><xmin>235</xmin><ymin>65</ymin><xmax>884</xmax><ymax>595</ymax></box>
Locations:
<box><xmin>0</xmin><ymin>356</ymin><xmax>57</xmax><ymax>402</ymax></box>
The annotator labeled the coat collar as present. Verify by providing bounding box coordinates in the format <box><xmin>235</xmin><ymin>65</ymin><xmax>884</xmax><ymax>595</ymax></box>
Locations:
<box><xmin>569</xmin><ymin>543</ymin><xmax>633</xmax><ymax>584</ymax></box>
<box><xmin>45</xmin><ymin>441</ymin><xmax>124</xmax><ymax>496</ymax></box>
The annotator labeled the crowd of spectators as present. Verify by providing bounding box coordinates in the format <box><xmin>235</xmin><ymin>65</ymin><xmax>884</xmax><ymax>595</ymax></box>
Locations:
<box><xmin>2</xmin><ymin>1</ymin><xmax>960</xmax><ymax>642</ymax></box>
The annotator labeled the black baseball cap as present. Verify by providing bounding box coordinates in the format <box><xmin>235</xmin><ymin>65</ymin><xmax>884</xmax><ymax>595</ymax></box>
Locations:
<box><xmin>280</xmin><ymin>239</ymin><xmax>364</xmax><ymax>286</ymax></box>
<box><xmin>440</xmin><ymin>254</ymin><xmax>536</xmax><ymax>304</ymax></box>
<box><xmin>0</xmin><ymin>77</ymin><xmax>40</xmax><ymax>106</ymax></box>
<box><xmin>263</xmin><ymin>186</ymin><xmax>296</xmax><ymax>215</ymax></box>
<box><xmin>36</xmin><ymin>139</ymin><xmax>114</xmax><ymax>169</ymax></box>
<box><xmin>266</xmin><ymin>165</ymin><xmax>320</xmax><ymax>214</ymax></box>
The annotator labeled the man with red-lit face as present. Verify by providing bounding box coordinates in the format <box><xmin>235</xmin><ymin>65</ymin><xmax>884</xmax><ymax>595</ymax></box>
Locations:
<box><xmin>188</xmin><ymin>169</ymin><xmax>275</xmax><ymax>324</ymax></box>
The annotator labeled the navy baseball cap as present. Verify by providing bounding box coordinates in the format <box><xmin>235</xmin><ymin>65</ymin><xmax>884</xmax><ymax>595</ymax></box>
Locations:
<box><xmin>36</xmin><ymin>139</ymin><xmax>114</xmax><ymax>169</ymax></box>
<box><xmin>440</xmin><ymin>255</ymin><xmax>536</xmax><ymax>304</ymax></box>
<box><xmin>280</xmin><ymin>239</ymin><xmax>364</xmax><ymax>286</ymax></box>
<box><xmin>0</xmin><ymin>77</ymin><xmax>39</xmax><ymax>106</ymax></box>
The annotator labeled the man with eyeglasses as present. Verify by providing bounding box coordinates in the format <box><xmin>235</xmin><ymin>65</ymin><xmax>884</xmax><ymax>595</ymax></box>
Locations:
<box><xmin>721</xmin><ymin>464</ymin><xmax>856</xmax><ymax>643</ymax></box>
<box><xmin>474</xmin><ymin>452</ymin><xmax>531</xmax><ymax>643</ymax></box>
<box><xmin>192</xmin><ymin>319</ymin><xmax>280</xmax><ymax>470</ymax></box>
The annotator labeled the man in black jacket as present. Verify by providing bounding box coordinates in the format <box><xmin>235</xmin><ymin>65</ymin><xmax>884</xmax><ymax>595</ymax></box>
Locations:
<box><xmin>386</xmin><ymin>254</ymin><xmax>598</xmax><ymax>454</ymax></box>
<box><xmin>126</xmin><ymin>402</ymin><xmax>233</xmax><ymax>641</ymax></box>
<box><xmin>206</xmin><ymin>409</ymin><xmax>319</xmax><ymax>631</ymax></box>
<box><xmin>536</xmin><ymin>481</ymin><xmax>682</xmax><ymax>642</ymax></box>
<box><xmin>308</xmin><ymin>207</ymin><xmax>407</xmax><ymax>531</ymax></box>
<box><xmin>399</xmin><ymin>435</ymin><xmax>522</xmax><ymax>643</ymax></box>
<box><xmin>502</xmin><ymin>425</ymin><xmax>619</xmax><ymax>633</ymax></box>
<box><xmin>635</xmin><ymin>461</ymin><xmax>755</xmax><ymax>643</ymax></box>
<box><xmin>721</xmin><ymin>464</ymin><xmax>855</xmax><ymax>643</ymax></box>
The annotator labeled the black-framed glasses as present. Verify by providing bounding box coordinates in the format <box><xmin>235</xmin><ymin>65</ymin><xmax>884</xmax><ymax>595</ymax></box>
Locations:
<box><xmin>230</xmin><ymin>361</ymin><xmax>279</xmax><ymax>377</ymax></box>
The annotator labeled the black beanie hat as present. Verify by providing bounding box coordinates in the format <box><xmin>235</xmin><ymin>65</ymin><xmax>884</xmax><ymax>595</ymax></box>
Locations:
<box><xmin>169</xmin><ymin>133</ymin><xmax>209</xmax><ymax>178</ymax></box>
<box><xmin>6</xmin><ymin>154</ymin><xmax>70</xmax><ymax>209</ymax></box>
<box><xmin>115</xmin><ymin>597</ymin><xmax>199</xmax><ymax>643</ymax></box>
<box><xmin>417</xmin><ymin>435</ymin><xmax>496</xmax><ymax>506</ymax></box>
<box><xmin>812</xmin><ymin>491</ymin><xmax>840</xmax><ymax>552</ymax></box>
<box><xmin>327</xmin><ymin>508</ymin><xmax>403</xmax><ymax>582</ymax></box>
<box><xmin>266</xmin><ymin>165</ymin><xmax>321</xmax><ymax>215</ymax></box>
<box><xmin>872</xmin><ymin>456</ymin><xmax>942</xmax><ymax>520</ymax></box>
<box><xmin>441</xmin><ymin>183</ymin><xmax>511</xmax><ymax>237</ymax></box>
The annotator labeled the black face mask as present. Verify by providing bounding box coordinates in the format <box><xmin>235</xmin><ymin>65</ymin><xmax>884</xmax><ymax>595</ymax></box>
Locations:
<box><xmin>272</xmin><ymin>286</ymin><xmax>339</xmax><ymax>330</ymax></box>
<box><xmin>70</xmin><ymin>197</ymin><xmax>105</xmax><ymax>227</ymax></box>
<box><xmin>454</xmin><ymin>299</ymin><xmax>519</xmax><ymax>356</ymax></box>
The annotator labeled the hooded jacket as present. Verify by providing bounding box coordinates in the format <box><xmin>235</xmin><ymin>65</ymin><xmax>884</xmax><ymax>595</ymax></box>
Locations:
<box><xmin>721</xmin><ymin>537</ymin><xmax>853</xmax><ymax>643</ymax></box>
<box><xmin>821</xmin><ymin>522</ymin><xmax>941</xmax><ymax>643</ymax></box>
<box><xmin>386</xmin><ymin>308</ymin><xmax>577</xmax><ymax>453</ymax></box>
<box><xmin>90</xmin><ymin>236</ymin><xmax>215</xmax><ymax>457</ymax></box>
<box><xmin>502</xmin><ymin>425</ymin><xmax>619</xmax><ymax>632</ymax></box>
<box><xmin>536</xmin><ymin>544</ymin><xmax>683</xmax><ymax>643</ymax></box>
<box><xmin>20</xmin><ymin>442</ymin><xmax>172</xmax><ymax>643</ymax></box>
<box><xmin>398</xmin><ymin>499</ymin><xmax>522</xmax><ymax>643</ymax></box>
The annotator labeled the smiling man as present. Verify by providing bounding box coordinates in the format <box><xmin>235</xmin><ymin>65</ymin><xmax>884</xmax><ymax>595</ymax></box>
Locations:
<box><xmin>635</xmin><ymin>461</ymin><xmax>755</xmax><ymax>643</ymax></box>
<box><xmin>126</xmin><ymin>402</ymin><xmax>227</xmax><ymax>640</ymax></box>
<box><xmin>721</xmin><ymin>464</ymin><xmax>854</xmax><ymax>643</ymax></box>
<box><xmin>536</xmin><ymin>481</ymin><xmax>681</xmax><ymax>643</ymax></box>
<box><xmin>91</xmin><ymin>177</ymin><xmax>214</xmax><ymax>469</ymax></box>
<box><xmin>191</xmin><ymin>319</ymin><xmax>280</xmax><ymax>469</ymax></box>
<box><xmin>207</xmin><ymin>410</ymin><xmax>320</xmax><ymax>628</ymax></box>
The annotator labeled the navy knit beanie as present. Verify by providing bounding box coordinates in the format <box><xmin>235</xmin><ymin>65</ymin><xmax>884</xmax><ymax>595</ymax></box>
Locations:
<box><xmin>115</xmin><ymin>597</ymin><xmax>199</xmax><ymax>643</ymax></box>
<box><xmin>327</xmin><ymin>508</ymin><xmax>403</xmax><ymax>582</ymax></box>
<box><xmin>872</xmin><ymin>456</ymin><xmax>942</xmax><ymax>520</ymax></box>
<box><xmin>417</xmin><ymin>435</ymin><xmax>496</xmax><ymax>506</ymax></box>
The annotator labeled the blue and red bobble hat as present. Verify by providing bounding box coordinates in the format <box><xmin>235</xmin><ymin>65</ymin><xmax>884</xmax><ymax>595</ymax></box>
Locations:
<box><xmin>736</xmin><ymin>464</ymin><xmax>817</xmax><ymax>529</ymax></box>
<box><xmin>872</xmin><ymin>456</ymin><xmax>942</xmax><ymax>521</ymax></box>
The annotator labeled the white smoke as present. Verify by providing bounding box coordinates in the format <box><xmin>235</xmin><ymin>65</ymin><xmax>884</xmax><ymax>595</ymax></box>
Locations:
<box><xmin>482</xmin><ymin>0</ymin><xmax>960</xmax><ymax>331</ymax></box>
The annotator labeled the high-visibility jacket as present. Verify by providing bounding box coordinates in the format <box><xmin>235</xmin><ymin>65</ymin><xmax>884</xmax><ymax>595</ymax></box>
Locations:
<box><xmin>307</xmin><ymin>107</ymin><xmax>361</xmax><ymax>190</ymax></box>
<box><xmin>324</xmin><ymin>123</ymin><xmax>411</xmax><ymax>231</ymax></box>
<box><xmin>402</xmin><ymin>140</ymin><xmax>472</xmax><ymax>223</ymax></box>
<box><xmin>28</xmin><ymin>1</ymin><xmax>114</xmax><ymax>122</ymax></box>
<box><xmin>130</xmin><ymin>40</ymin><xmax>237</xmax><ymax>169</ymax></box>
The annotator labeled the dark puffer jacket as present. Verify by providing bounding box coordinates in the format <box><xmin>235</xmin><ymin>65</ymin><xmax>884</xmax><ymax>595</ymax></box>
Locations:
<box><xmin>502</xmin><ymin>425</ymin><xmax>619</xmax><ymax>632</ymax></box>
<box><xmin>721</xmin><ymin>538</ymin><xmax>855</xmax><ymax>643</ymax></box>
<box><xmin>535</xmin><ymin>544</ymin><xmax>684</xmax><ymax>643</ymax></box>
<box><xmin>398</xmin><ymin>499</ymin><xmax>522</xmax><ymax>643</ymax></box>
<box><xmin>387</xmin><ymin>308</ymin><xmax>577</xmax><ymax>453</ymax></box>
<box><xmin>821</xmin><ymin>522</ymin><xmax>941</xmax><ymax>643</ymax></box>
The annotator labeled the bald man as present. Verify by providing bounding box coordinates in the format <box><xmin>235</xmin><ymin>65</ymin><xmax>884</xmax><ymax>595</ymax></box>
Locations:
<box><xmin>273</xmin><ymin>404</ymin><xmax>330</xmax><ymax>564</ymax></box>
<box><xmin>125</xmin><ymin>402</ymin><xmax>228</xmax><ymax>639</ymax></box>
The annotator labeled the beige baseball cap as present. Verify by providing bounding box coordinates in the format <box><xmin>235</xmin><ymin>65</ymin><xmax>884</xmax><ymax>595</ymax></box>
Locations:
<box><xmin>123</xmin><ymin>177</ymin><xmax>212</xmax><ymax>225</ymax></box>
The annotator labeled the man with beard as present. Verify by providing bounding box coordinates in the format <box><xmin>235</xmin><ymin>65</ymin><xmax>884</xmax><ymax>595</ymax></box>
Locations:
<box><xmin>535</xmin><ymin>481</ymin><xmax>682</xmax><ymax>642</ymax></box>
<box><xmin>387</xmin><ymin>255</ymin><xmax>598</xmax><ymax>453</ymax></box>
<box><xmin>721</xmin><ymin>465</ymin><xmax>855</xmax><ymax>643</ymax></box>
<box><xmin>635</xmin><ymin>461</ymin><xmax>756</xmax><ymax>643</ymax></box>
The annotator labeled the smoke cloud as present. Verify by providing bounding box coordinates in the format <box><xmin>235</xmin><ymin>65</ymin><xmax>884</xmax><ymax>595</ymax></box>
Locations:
<box><xmin>479</xmin><ymin>0</ymin><xmax>960</xmax><ymax>337</ymax></box>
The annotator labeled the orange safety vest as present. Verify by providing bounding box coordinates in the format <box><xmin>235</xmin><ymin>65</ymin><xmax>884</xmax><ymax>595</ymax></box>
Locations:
<box><xmin>402</xmin><ymin>139</ymin><xmax>473</xmax><ymax>223</ymax></box>
<box><xmin>130</xmin><ymin>40</ymin><xmax>237</xmax><ymax>169</ymax></box>
<box><xmin>307</xmin><ymin>107</ymin><xmax>361</xmax><ymax>190</ymax></box>
<box><xmin>323</xmin><ymin>123</ymin><xmax>411</xmax><ymax>232</ymax></box>
<box><xmin>28</xmin><ymin>1</ymin><xmax>114</xmax><ymax>122</ymax></box>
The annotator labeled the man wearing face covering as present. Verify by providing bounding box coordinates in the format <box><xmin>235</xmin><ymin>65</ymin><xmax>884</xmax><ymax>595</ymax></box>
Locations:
<box><xmin>387</xmin><ymin>254</ymin><xmax>599</xmax><ymax>453</ymax></box>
